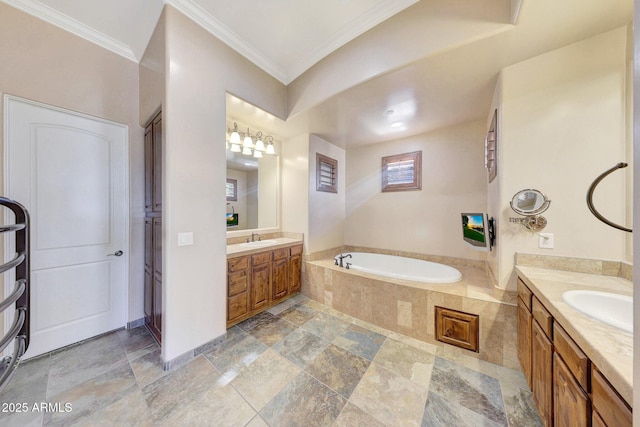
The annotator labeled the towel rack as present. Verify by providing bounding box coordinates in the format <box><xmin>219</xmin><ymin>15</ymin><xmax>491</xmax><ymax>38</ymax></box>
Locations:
<box><xmin>0</xmin><ymin>197</ymin><xmax>30</xmax><ymax>393</ymax></box>
<box><xmin>586</xmin><ymin>162</ymin><xmax>632</xmax><ymax>233</ymax></box>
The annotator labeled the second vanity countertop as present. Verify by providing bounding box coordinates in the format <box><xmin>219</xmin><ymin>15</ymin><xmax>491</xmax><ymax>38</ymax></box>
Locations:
<box><xmin>227</xmin><ymin>237</ymin><xmax>303</xmax><ymax>258</ymax></box>
<box><xmin>515</xmin><ymin>265</ymin><xmax>633</xmax><ymax>406</ymax></box>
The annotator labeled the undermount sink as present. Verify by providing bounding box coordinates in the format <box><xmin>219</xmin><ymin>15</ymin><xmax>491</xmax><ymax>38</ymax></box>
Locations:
<box><xmin>239</xmin><ymin>239</ymin><xmax>278</xmax><ymax>247</ymax></box>
<box><xmin>562</xmin><ymin>290</ymin><xmax>633</xmax><ymax>333</ymax></box>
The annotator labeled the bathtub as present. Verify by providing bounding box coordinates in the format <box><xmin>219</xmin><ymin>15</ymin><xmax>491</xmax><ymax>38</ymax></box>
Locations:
<box><xmin>334</xmin><ymin>252</ymin><xmax>462</xmax><ymax>283</ymax></box>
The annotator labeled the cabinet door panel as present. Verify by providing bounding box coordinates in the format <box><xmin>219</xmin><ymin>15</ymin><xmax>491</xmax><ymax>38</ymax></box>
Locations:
<box><xmin>289</xmin><ymin>253</ymin><xmax>302</xmax><ymax>293</ymax></box>
<box><xmin>554</xmin><ymin>353</ymin><xmax>589</xmax><ymax>427</ymax></box>
<box><xmin>251</xmin><ymin>262</ymin><xmax>271</xmax><ymax>310</ymax></box>
<box><xmin>272</xmin><ymin>257</ymin><xmax>288</xmax><ymax>301</ymax></box>
<box><xmin>144</xmin><ymin>125</ymin><xmax>153</xmax><ymax>212</ymax></box>
<box><xmin>152</xmin><ymin>113</ymin><xmax>162</xmax><ymax>212</ymax></box>
<box><xmin>517</xmin><ymin>297</ymin><xmax>532</xmax><ymax>388</ymax></box>
<box><xmin>532</xmin><ymin>321</ymin><xmax>553</xmax><ymax>427</ymax></box>
<box><xmin>592</xmin><ymin>367</ymin><xmax>632</xmax><ymax>427</ymax></box>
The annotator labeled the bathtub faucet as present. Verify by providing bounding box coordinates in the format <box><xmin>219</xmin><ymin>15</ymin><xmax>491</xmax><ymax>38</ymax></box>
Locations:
<box><xmin>336</xmin><ymin>253</ymin><xmax>352</xmax><ymax>268</ymax></box>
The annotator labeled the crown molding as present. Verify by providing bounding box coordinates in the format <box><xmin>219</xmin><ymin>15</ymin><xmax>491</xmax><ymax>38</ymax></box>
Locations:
<box><xmin>166</xmin><ymin>0</ymin><xmax>287</xmax><ymax>83</ymax></box>
<box><xmin>1</xmin><ymin>0</ymin><xmax>137</xmax><ymax>62</ymax></box>
<box><xmin>285</xmin><ymin>0</ymin><xmax>419</xmax><ymax>83</ymax></box>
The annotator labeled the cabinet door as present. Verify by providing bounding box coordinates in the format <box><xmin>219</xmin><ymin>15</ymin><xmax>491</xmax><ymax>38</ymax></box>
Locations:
<box><xmin>152</xmin><ymin>113</ymin><xmax>162</xmax><ymax>212</ymax></box>
<box><xmin>251</xmin><ymin>262</ymin><xmax>271</xmax><ymax>310</ymax></box>
<box><xmin>144</xmin><ymin>217</ymin><xmax>153</xmax><ymax>323</ymax></box>
<box><xmin>289</xmin><ymin>253</ymin><xmax>302</xmax><ymax>293</ymax></box>
<box><xmin>144</xmin><ymin>124</ymin><xmax>153</xmax><ymax>213</ymax></box>
<box><xmin>272</xmin><ymin>257</ymin><xmax>289</xmax><ymax>301</ymax></box>
<box><xmin>532</xmin><ymin>321</ymin><xmax>553</xmax><ymax>427</ymax></box>
<box><xmin>517</xmin><ymin>297</ymin><xmax>532</xmax><ymax>389</ymax></box>
<box><xmin>554</xmin><ymin>353</ymin><xmax>589</xmax><ymax>427</ymax></box>
<box><xmin>592</xmin><ymin>367</ymin><xmax>632</xmax><ymax>427</ymax></box>
<box><xmin>151</xmin><ymin>217</ymin><xmax>162</xmax><ymax>342</ymax></box>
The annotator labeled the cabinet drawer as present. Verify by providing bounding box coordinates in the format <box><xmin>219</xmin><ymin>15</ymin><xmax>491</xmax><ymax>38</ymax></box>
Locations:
<box><xmin>273</xmin><ymin>247</ymin><xmax>290</xmax><ymax>261</ymax></box>
<box><xmin>435</xmin><ymin>306</ymin><xmax>479</xmax><ymax>352</ymax></box>
<box><xmin>290</xmin><ymin>244</ymin><xmax>303</xmax><ymax>256</ymax></box>
<box><xmin>228</xmin><ymin>256</ymin><xmax>249</xmax><ymax>272</ymax></box>
<box><xmin>591</xmin><ymin>367</ymin><xmax>632</xmax><ymax>427</ymax></box>
<box><xmin>517</xmin><ymin>278</ymin><xmax>532</xmax><ymax>310</ymax></box>
<box><xmin>228</xmin><ymin>270</ymin><xmax>249</xmax><ymax>296</ymax></box>
<box><xmin>554</xmin><ymin>323</ymin><xmax>589</xmax><ymax>391</ymax></box>
<box><xmin>532</xmin><ymin>296</ymin><xmax>553</xmax><ymax>338</ymax></box>
<box><xmin>252</xmin><ymin>251</ymin><xmax>272</xmax><ymax>265</ymax></box>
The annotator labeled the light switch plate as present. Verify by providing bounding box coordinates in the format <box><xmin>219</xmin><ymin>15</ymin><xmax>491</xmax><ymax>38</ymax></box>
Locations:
<box><xmin>178</xmin><ymin>232</ymin><xmax>194</xmax><ymax>246</ymax></box>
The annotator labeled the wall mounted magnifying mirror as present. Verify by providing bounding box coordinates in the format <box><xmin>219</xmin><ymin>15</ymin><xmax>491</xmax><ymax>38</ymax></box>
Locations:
<box><xmin>509</xmin><ymin>189</ymin><xmax>551</xmax><ymax>231</ymax></box>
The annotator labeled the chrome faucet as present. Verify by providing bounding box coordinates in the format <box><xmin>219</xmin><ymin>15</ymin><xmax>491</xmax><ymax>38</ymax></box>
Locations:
<box><xmin>336</xmin><ymin>253</ymin><xmax>352</xmax><ymax>268</ymax></box>
<box><xmin>251</xmin><ymin>232</ymin><xmax>261</xmax><ymax>242</ymax></box>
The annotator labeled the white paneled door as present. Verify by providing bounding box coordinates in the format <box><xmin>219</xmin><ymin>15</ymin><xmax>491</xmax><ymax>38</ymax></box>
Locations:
<box><xmin>4</xmin><ymin>96</ymin><xmax>128</xmax><ymax>359</ymax></box>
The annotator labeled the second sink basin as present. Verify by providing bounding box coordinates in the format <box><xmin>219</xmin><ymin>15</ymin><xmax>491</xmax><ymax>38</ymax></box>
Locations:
<box><xmin>562</xmin><ymin>290</ymin><xmax>632</xmax><ymax>333</ymax></box>
<box><xmin>239</xmin><ymin>239</ymin><xmax>278</xmax><ymax>248</ymax></box>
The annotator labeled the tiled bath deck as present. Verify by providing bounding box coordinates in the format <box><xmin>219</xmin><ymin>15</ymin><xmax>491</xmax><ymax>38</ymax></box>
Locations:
<box><xmin>0</xmin><ymin>295</ymin><xmax>542</xmax><ymax>426</ymax></box>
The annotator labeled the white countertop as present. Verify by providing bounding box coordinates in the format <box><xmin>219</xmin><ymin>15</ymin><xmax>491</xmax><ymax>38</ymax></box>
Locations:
<box><xmin>226</xmin><ymin>237</ymin><xmax>303</xmax><ymax>257</ymax></box>
<box><xmin>516</xmin><ymin>265</ymin><xmax>632</xmax><ymax>406</ymax></box>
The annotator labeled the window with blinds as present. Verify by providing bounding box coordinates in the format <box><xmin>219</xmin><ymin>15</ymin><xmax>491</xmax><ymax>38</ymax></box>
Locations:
<box><xmin>316</xmin><ymin>153</ymin><xmax>338</xmax><ymax>193</ymax></box>
<box><xmin>382</xmin><ymin>151</ymin><xmax>422</xmax><ymax>192</ymax></box>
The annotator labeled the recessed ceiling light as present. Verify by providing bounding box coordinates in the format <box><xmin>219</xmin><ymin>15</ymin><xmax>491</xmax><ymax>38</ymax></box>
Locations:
<box><xmin>391</xmin><ymin>121</ymin><xmax>402</xmax><ymax>128</ymax></box>
<box><xmin>386</xmin><ymin>110</ymin><xmax>394</xmax><ymax>116</ymax></box>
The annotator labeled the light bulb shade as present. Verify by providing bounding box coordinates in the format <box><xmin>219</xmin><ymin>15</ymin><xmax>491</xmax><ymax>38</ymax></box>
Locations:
<box><xmin>242</xmin><ymin>146</ymin><xmax>252</xmax><ymax>155</ymax></box>
<box><xmin>253</xmin><ymin>150</ymin><xmax>263</xmax><ymax>158</ymax></box>
<box><xmin>243</xmin><ymin>135</ymin><xmax>253</xmax><ymax>148</ymax></box>
<box><xmin>230</xmin><ymin>143</ymin><xmax>241</xmax><ymax>153</ymax></box>
<box><xmin>254</xmin><ymin>139</ymin><xmax>265</xmax><ymax>151</ymax></box>
<box><xmin>230</xmin><ymin>131</ymin><xmax>241</xmax><ymax>144</ymax></box>
<box><xmin>265</xmin><ymin>143</ymin><xmax>275</xmax><ymax>155</ymax></box>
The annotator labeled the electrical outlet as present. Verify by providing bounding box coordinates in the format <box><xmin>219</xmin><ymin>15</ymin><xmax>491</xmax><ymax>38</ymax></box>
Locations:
<box><xmin>538</xmin><ymin>233</ymin><xmax>554</xmax><ymax>249</ymax></box>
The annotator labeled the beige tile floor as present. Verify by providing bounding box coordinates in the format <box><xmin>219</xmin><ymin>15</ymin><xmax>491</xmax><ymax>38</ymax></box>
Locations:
<box><xmin>0</xmin><ymin>294</ymin><xmax>542</xmax><ymax>426</ymax></box>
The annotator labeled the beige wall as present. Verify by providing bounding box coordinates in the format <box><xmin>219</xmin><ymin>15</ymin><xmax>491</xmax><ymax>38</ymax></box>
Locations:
<box><xmin>281</xmin><ymin>134</ymin><xmax>310</xmax><ymax>250</ymax></box>
<box><xmin>308</xmin><ymin>135</ymin><xmax>346</xmax><ymax>254</ymax></box>
<box><xmin>494</xmin><ymin>27</ymin><xmax>629</xmax><ymax>290</ymax></box>
<box><xmin>0</xmin><ymin>4</ymin><xmax>145</xmax><ymax>323</ymax></box>
<box><xmin>162</xmin><ymin>6</ymin><xmax>287</xmax><ymax>361</ymax></box>
<box><xmin>345</xmin><ymin>121</ymin><xmax>488</xmax><ymax>260</ymax></box>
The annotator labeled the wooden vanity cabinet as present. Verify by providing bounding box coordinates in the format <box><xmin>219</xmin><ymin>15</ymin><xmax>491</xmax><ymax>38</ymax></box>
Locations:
<box><xmin>227</xmin><ymin>243</ymin><xmax>303</xmax><ymax>327</ymax></box>
<box><xmin>517</xmin><ymin>277</ymin><xmax>632</xmax><ymax>427</ymax></box>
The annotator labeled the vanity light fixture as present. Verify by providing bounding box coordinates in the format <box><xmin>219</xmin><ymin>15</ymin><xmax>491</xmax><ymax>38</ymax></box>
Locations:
<box><xmin>226</xmin><ymin>122</ymin><xmax>277</xmax><ymax>157</ymax></box>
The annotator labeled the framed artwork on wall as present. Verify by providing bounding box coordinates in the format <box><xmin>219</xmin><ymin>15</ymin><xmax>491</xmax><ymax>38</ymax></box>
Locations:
<box><xmin>485</xmin><ymin>109</ymin><xmax>497</xmax><ymax>183</ymax></box>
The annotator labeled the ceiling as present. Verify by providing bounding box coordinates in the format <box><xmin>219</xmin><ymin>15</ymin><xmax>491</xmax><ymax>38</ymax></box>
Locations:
<box><xmin>1</xmin><ymin>0</ymin><xmax>417</xmax><ymax>84</ymax></box>
<box><xmin>2</xmin><ymin>0</ymin><xmax>634</xmax><ymax>150</ymax></box>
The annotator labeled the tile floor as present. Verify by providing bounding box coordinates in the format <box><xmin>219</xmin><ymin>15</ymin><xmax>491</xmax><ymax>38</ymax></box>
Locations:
<box><xmin>0</xmin><ymin>294</ymin><xmax>542</xmax><ymax>426</ymax></box>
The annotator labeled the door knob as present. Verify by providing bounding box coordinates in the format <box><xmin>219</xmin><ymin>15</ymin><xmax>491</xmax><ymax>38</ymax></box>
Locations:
<box><xmin>108</xmin><ymin>250</ymin><xmax>124</xmax><ymax>257</ymax></box>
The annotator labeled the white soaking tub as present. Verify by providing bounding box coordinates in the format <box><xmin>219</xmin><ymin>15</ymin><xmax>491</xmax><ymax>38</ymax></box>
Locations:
<box><xmin>334</xmin><ymin>252</ymin><xmax>462</xmax><ymax>284</ymax></box>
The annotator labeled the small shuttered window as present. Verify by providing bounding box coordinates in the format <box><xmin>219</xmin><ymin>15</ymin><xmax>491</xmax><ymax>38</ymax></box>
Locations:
<box><xmin>316</xmin><ymin>153</ymin><xmax>338</xmax><ymax>193</ymax></box>
<box><xmin>382</xmin><ymin>151</ymin><xmax>422</xmax><ymax>192</ymax></box>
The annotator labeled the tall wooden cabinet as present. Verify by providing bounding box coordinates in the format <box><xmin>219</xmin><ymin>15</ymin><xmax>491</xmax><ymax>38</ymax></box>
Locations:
<box><xmin>144</xmin><ymin>111</ymin><xmax>162</xmax><ymax>343</ymax></box>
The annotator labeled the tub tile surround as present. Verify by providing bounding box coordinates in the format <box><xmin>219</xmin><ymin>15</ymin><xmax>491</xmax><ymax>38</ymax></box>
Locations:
<box><xmin>515</xmin><ymin>265</ymin><xmax>633</xmax><ymax>406</ymax></box>
<box><xmin>303</xmin><ymin>257</ymin><xmax>519</xmax><ymax>369</ymax></box>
